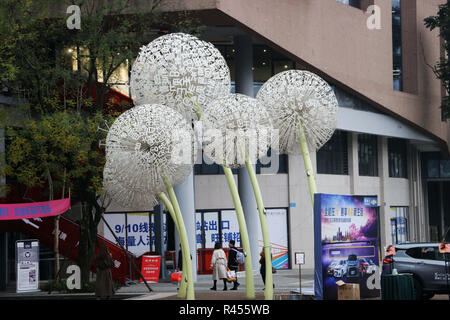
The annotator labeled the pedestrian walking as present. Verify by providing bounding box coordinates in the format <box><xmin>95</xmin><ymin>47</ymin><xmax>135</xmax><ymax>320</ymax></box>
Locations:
<box><xmin>227</xmin><ymin>240</ymin><xmax>240</xmax><ymax>290</ymax></box>
<box><xmin>259</xmin><ymin>248</ymin><xmax>275</xmax><ymax>289</ymax></box>
<box><xmin>177</xmin><ymin>244</ymin><xmax>182</xmax><ymax>271</ymax></box>
<box><xmin>210</xmin><ymin>242</ymin><xmax>228</xmax><ymax>291</ymax></box>
<box><xmin>94</xmin><ymin>243</ymin><xmax>115</xmax><ymax>300</ymax></box>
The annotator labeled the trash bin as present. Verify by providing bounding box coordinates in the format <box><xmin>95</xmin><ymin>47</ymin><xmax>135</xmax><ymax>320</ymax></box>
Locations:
<box><xmin>381</xmin><ymin>274</ymin><xmax>415</xmax><ymax>300</ymax></box>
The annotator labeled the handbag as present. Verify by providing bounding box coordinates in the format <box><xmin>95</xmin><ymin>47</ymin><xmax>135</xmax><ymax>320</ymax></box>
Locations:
<box><xmin>170</xmin><ymin>272</ymin><xmax>182</xmax><ymax>283</ymax></box>
<box><xmin>226</xmin><ymin>269</ymin><xmax>236</xmax><ymax>282</ymax></box>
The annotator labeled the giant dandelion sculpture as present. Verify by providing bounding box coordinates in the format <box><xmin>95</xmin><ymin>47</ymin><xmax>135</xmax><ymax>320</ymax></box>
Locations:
<box><xmin>103</xmin><ymin>159</ymin><xmax>185</xmax><ymax>294</ymax></box>
<box><xmin>256</xmin><ymin>70</ymin><xmax>339</xmax><ymax>205</ymax></box>
<box><xmin>130</xmin><ymin>33</ymin><xmax>257</xmax><ymax>299</ymax></box>
<box><xmin>202</xmin><ymin>93</ymin><xmax>276</xmax><ymax>300</ymax></box>
<box><xmin>103</xmin><ymin>158</ymin><xmax>186</xmax><ymax>295</ymax></box>
<box><xmin>104</xmin><ymin>104</ymin><xmax>196</xmax><ymax>300</ymax></box>
<box><xmin>103</xmin><ymin>159</ymin><xmax>159</xmax><ymax>210</ymax></box>
<box><xmin>130</xmin><ymin>32</ymin><xmax>231</xmax><ymax>122</ymax></box>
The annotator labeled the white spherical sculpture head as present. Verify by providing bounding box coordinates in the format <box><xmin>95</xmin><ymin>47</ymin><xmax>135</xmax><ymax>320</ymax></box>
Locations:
<box><xmin>105</xmin><ymin>104</ymin><xmax>195</xmax><ymax>195</ymax></box>
<box><xmin>256</xmin><ymin>70</ymin><xmax>338</xmax><ymax>154</ymax></box>
<box><xmin>202</xmin><ymin>93</ymin><xmax>273</xmax><ymax>169</ymax></box>
<box><xmin>103</xmin><ymin>160</ymin><xmax>159</xmax><ymax>209</ymax></box>
<box><xmin>130</xmin><ymin>33</ymin><xmax>231</xmax><ymax>121</ymax></box>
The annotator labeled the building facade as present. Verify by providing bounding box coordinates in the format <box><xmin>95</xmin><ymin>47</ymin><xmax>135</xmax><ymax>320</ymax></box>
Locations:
<box><xmin>1</xmin><ymin>0</ymin><xmax>450</xmax><ymax>287</ymax></box>
<box><xmin>105</xmin><ymin>0</ymin><xmax>450</xmax><ymax>273</ymax></box>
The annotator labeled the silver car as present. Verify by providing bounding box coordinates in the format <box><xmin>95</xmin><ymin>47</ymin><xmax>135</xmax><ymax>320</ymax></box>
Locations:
<box><xmin>383</xmin><ymin>242</ymin><xmax>450</xmax><ymax>299</ymax></box>
<box><xmin>333</xmin><ymin>260</ymin><xmax>347</xmax><ymax>278</ymax></box>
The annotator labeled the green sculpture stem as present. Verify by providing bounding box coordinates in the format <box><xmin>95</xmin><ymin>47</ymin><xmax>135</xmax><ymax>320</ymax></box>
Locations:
<box><xmin>297</xmin><ymin>123</ymin><xmax>317</xmax><ymax>205</ymax></box>
<box><xmin>192</xmin><ymin>103</ymin><xmax>255</xmax><ymax>299</ymax></box>
<box><xmin>222</xmin><ymin>166</ymin><xmax>255</xmax><ymax>299</ymax></box>
<box><xmin>157</xmin><ymin>192</ymin><xmax>188</xmax><ymax>298</ymax></box>
<box><xmin>244</xmin><ymin>158</ymin><xmax>273</xmax><ymax>300</ymax></box>
<box><xmin>162</xmin><ymin>176</ymin><xmax>195</xmax><ymax>300</ymax></box>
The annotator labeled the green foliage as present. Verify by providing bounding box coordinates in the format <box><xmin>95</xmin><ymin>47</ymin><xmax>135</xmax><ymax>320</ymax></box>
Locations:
<box><xmin>425</xmin><ymin>3</ymin><xmax>450</xmax><ymax>119</ymax></box>
<box><xmin>0</xmin><ymin>0</ymin><xmax>166</xmax><ymax>198</ymax></box>
<box><xmin>0</xmin><ymin>0</ymin><xmax>203</xmax><ymax>286</ymax></box>
<box><xmin>171</xmin><ymin>11</ymin><xmax>206</xmax><ymax>37</ymax></box>
<box><xmin>0</xmin><ymin>0</ymin><xmax>161</xmax><ymax>113</ymax></box>
<box><xmin>4</xmin><ymin>111</ymin><xmax>113</xmax><ymax>199</ymax></box>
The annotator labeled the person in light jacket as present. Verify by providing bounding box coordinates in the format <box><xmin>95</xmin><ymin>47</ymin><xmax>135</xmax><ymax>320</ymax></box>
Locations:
<box><xmin>210</xmin><ymin>242</ymin><xmax>228</xmax><ymax>291</ymax></box>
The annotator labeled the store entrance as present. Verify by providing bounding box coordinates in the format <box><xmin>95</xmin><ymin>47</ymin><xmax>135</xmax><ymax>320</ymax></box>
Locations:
<box><xmin>427</xmin><ymin>181</ymin><xmax>450</xmax><ymax>242</ymax></box>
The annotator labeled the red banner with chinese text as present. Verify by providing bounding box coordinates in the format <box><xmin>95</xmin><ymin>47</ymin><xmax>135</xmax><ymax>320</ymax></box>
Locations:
<box><xmin>0</xmin><ymin>198</ymin><xmax>70</xmax><ymax>220</ymax></box>
<box><xmin>140</xmin><ymin>255</ymin><xmax>161</xmax><ymax>283</ymax></box>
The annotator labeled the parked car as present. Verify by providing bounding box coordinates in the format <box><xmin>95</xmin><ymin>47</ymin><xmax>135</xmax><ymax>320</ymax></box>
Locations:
<box><xmin>382</xmin><ymin>242</ymin><xmax>450</xmax><ymax>300</ymax></box>
<box><xmin>359</xmin><ymin>258</ymin><xmax>368</xmax><ymax>273</ymax></box>
<box><xmin>366</xmin><ymin>260</ymin><xmax>378</xmax><ymax>274</ymax></box>
<box><xmin>333</xmin><ymin>260</ymin><xmax>347</xmax><ymax>278</ymax></box>
<box><xmin>359</xmin><ymin>258</ymin><xmax>377</xmax><ymax>274</ymax></box>
<box><xmin>346</xmin><ymin>254</ymin><xmax>360</xmax><ymax>278</ymax></box>
<box><xmin>327</xmin><ymin>260</ymin><xmax>339</xmax><ymax>276</ymax></box>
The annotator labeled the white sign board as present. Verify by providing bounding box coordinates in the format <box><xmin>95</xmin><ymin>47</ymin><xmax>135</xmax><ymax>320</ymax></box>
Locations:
<box><xmin>16</xmin><ymin>240</ymin><xmax>40</xmax><ymax>293</ymax></box>
<box><xmin>257</xmin><ymin>208</ymin><xmax>289</xmax><ymax>269</ymax></box>
<box><xmin>103</xmin><ymin>212</ymin><xmax>155</xmax><ymax>257</ymax></box>
<box><xmin>295</xmin><ymin>252</ymin><xmax>305</xmax><ymax>265</ymax></box>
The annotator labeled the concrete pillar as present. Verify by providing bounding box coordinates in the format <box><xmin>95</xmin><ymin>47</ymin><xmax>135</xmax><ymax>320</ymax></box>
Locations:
<box><xmin>234</xmin><ymin>35</ymin><xmax>260</xmax><ymax>270</ymax></box>
<box><xmin>174</xmin><ymin>172</ymin><xmax>197</xmax><ymax>281</ymax></box>
<box><xmin>234</xmin><ymin>35</ymin><xmax>254</xmax><ymax>96</ymax></box>
<box><xmin>378</xmin><ymin>136</ymin><xmax>390</xmax><ymax>250</ymax></box>
<box><xmin>153</xmin><ymin>204</ymin><xmax>168</xmax><ymax>279</ymax></box>
<box><xmin>348</xmin><ymin>133</ymin><xmax>359</xmax><ymax>194</ymax></box>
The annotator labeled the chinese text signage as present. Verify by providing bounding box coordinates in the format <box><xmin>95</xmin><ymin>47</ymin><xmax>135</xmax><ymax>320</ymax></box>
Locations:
<box><xmin>314</xmin><ymin>194</ymin><xmax>380</xmax><ymax>300</ymax></box>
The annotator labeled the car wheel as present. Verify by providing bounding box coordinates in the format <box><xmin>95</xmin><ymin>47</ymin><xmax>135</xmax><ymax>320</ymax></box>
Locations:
<box><xmin>413</xmin><ymin>278</ymin><xmax>423</xmax><ymax>300</ymax></box>
<box><xmin>422</xmin><ymin>293</ymin><xmax>434</xmax><ymax>300</ymax></box>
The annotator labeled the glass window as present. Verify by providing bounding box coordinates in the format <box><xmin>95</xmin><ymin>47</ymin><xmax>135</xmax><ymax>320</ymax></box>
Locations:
<box><xmin>358</xmin><ymin>134</ymin><xmax>378</xmax><ymax>176</ymax></box>
<box><xmin>421</xmin><ymin>247</ymin><xmax>439</xmax><ymax>261</ymax></box>
<box><xmin>336</xmin><ymin>0</ymin><xmax>362</xmax><ymax>9</ymax></box>
<box><xmin>194</xmin><ymin>151</ymin><xmax>238</xmax><ymax>175</ymax></box>
<box><xmin>421</xmin><ymin>152</ymin><xmax>450</xmax><ymax>179</ymax></box>
<box><xmin>256</xmin><ymin>148</ymin><xmax>288</xmax><ymax>174</ymax></box>
<box><xmin>196</xmin><ymin>210</ymin><xmax>240</xmax><ymax>248</ymax></box>
<box><xmin>273</xmin><ymin>60</ymin><xmax>294</xmax><ymax>75</ymax></box>
<box><xmin>195</xmin><ymin>150</ymin><xmax>287</xmax><ymax>175</ymax></box>
<box><xmin>390</xmin><ymin>207</ymin><xmax>409</xmax><ymax>244</ymax></box>
<box><xmin>317</xmin><ymin>130</ymin><xmax>349</xmax><ymax>175</ymax></box>
<box><xmin>440</xmin><ymin>160</ymin><xmax>450</xmax><ymax>178</ymax></box>
<box><xmin>194</xmin><ymin>156</ymin><xmax>220</xmax><ymax>175</ymax></box>
<box><xmin>332</xmin><ymin>86</ymin><xmax>383</xmax><ymax>114</ymax></box>
<box><xmin>388</xmin><ymin>138</ymin><xmax>408</xmax><ymax>178</ymax></box>
<box><xmin>216</xmin><ymin>44</ymin><xmax>295</xmax><ymax>86</ymax></box>
<box><xmin>405</xmin><ymin>247</ymin><xmax>422</xmax><ymax>259</ymax></box>
<box><xmin>392</xmin><ymin>0</ymin><xmax>403</xmax><ymax>91</ymax></box>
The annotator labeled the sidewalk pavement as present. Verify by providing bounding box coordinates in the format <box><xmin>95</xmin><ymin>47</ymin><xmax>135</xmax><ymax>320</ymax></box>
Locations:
<box><xmin>1</xmin><ymin>268</ymin><xmax>448</xmax><ymax>300</ymax></box>
<box><xmin>0</xmin><ymin>268</ymin><xmax>314</xmax><ymax>300</ymax></box>
<box><xmin>119</xmin><ymin>268</ymin><xmax>315</xmax><ymax>300</ymax></box>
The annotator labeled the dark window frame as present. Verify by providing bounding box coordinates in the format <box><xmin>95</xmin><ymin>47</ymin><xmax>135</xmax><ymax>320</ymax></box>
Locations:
<box><xmin>388</xmin><ymin>138</ymin><xmax>408</xmax><ymax>178</ymax></box>
<box><xmin>392</xmin><ymin>0</ymin><xmax>403</xmax><ymax>91</ymax></box>
<box><xmin>316</xmin><ymin>130</ymin><xmax>349</xmax><ymax>175</ymax></box>
<box><xmin>358</xmin><ymin>134</ymin><xmax>379</xmax><ymax>177</ymax></box>
<box><xmin>194</xmin><ymin>148</ymin><xmax>288</xmax><ymax>175</ymax></box>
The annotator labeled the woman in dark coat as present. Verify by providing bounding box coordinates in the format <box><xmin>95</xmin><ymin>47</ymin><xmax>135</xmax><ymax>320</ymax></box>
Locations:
<box><xmin>259</xmin><ymin>249</ymin><xmax>275</xmax><ymax>289</ymax></box>
<box><xmin>227</xmin><ymin>240</ymin><xmax>240</xmax><ymax>290</ymax></box>
<box><xmin>95</xmin><ymin>243</ymin><xmax>115</xmax><ymax>299</ymax></box>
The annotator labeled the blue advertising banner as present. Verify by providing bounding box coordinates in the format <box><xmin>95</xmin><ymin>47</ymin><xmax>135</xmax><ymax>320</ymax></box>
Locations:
<box><xmin>314</xmin><ymin>194</ymin><xmax>381</xmax><ymax>300</ymax></box>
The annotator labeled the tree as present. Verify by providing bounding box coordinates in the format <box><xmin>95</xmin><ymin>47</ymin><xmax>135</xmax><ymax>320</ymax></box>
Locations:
<box><xmin>4</xmin><ymin>111</ymin><xmax>114</xmax><ymax>286</ymax></box>
<box><xmin>425</xmin><ymin>2</ymin><xmax>450</xmax><ymax>120</ymax></box>
<box><xmin>0</xmin><ymin>0</ymin><xmax>203</xmax><ymax>287</ymax></box>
